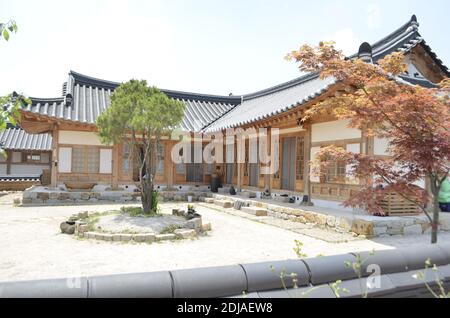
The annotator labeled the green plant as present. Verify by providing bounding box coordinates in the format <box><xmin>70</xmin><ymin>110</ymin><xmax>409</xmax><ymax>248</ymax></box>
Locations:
<box><xmin>413</xmin><ymin>258</ymin><xmax>450</xmax><ymax>298</ymax></box>
<box><xmin>344</xmin><ymin>250</ymin><xmax>375</xmax><ymax>298</ymax></box>
<box><xmin>120</xmin><ymin>203</ymin><xmax>160</xmax><ymax>217</ymax></box>
<box><xmin>96</xmin><ymin>80</ymin><xmax>185</xmax><ymax>214</ymax></box>
<box><xmin>293</xmin><ymin>240</ymin><xmax>308</xmax><ymax>259</ymax></box>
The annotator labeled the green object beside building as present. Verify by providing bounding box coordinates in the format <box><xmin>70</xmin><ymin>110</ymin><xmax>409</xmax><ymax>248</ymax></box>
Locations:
<box><xmin>439</xmin><ymin>177</ymin><xmax>450</xmax><ymax>204</ymax></box>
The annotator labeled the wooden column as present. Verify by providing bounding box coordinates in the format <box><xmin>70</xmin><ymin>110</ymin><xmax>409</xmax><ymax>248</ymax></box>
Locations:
<box><xmin>303</xmin><ymin>124</ymin><xmax>312</xmax><ymax>201</ymax></box>
<box><xmin>50</xmin><ymin>125</ymin><xmax>59</xmax><ymax>188</ymax></box>
<box><xmin>6</xmin><ymin>150</ymin><xmax>11</xmax><ymax>175</ymax></box>
<box><xmin>166</xmin><ymin>142</ymin><xmax>174</xmax><ymax>188</ymax></box>
<box><xmin>264</xmin><ymin>127</ymin><xmax>272</xmax><ymax>191</ymax></box>
<box><xmin>111</xmin><ymin>143</ymin><xmax>119</xmax><ymax>189</ymax></box>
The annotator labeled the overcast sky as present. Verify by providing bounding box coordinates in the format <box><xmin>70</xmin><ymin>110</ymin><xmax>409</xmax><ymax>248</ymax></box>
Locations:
<box><xmin>1</xmin><ymin>0</ymin><xmax>449</xmax><ymax>98</ymax></box>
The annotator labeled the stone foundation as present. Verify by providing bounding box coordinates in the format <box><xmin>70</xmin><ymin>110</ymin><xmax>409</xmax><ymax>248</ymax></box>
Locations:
<box><xmin>211</xmin><ymin>194</ymin><xmax>450</xmax><ymax>238</ymax></box>
<box><xmin>21</xmin><ymin>186</ymin><xmax>212</xmax><ymax>206</ymax></box>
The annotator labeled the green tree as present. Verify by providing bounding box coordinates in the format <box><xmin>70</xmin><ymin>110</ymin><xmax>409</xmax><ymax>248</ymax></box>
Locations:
<box><xmin>96</xmin><ymin>80</ymin><xmax>185</xmax><ymax>214</ymax></box>
<box><xmin>0</xmin><ymin>20</ymin><xmax>18</xmax><ymax>41</ymax></box>
<box><xmin>0</xmin><ymin>93</ymin><xmax>30</xmax><ymax>157</ymax></box>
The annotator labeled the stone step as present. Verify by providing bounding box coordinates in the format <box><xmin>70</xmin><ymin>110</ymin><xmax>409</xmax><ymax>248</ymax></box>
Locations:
<box><xmin>240</xmin><ymin>191</ymin><xmax>256</xmax><ymax>198</ymax></box>
<box><xmin>214</xmin><ymin>199</ymin><xmax>233</xmax><ymax>208</ymax></box>
<box><xmin>273</xmin><ymin>196</ymin><xmax>290</xmax><ymax>203</ymax></box>
<box><xmin>217</xmin><ymin>187</ymin><xmax>231</xmax><ymax>194</ymax></box>
<box><xmin>241</xmin><ymin>206</ymin><xmax>268</xmax><ymax>217</ymax></box>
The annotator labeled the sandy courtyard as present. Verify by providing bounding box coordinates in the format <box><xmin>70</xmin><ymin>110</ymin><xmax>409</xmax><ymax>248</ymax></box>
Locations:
<box><xmin>1</xmin><ymin>194</ymin><xmax>449</xmax><ymax>283</ymax></box>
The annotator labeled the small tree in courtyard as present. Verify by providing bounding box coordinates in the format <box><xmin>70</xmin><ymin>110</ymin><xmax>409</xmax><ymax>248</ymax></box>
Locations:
<box><xmin>96</xmin><ymin>80</ymin><xmax>185</xmax><ymax>214</ymax></box>
<box><xmin>286</xmin><ymin>42</ymin><xmax>449</xmax><ymax>243</ymax></box>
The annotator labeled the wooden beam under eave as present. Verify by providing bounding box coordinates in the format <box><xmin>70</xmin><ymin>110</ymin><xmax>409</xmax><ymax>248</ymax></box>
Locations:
<box><xmin>20</xmin><ymin>120</ymin><xmax>53</xmax><ymax>134</ymax></box>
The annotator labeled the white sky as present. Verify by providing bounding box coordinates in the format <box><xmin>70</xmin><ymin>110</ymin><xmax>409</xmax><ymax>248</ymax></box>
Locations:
<box><xmin>1</xmin><ymin>0</ymin><xmax>448</xmax><ymax>98</ymax></box>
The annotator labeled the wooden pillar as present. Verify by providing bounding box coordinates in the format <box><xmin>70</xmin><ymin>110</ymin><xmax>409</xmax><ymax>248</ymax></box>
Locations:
<box><xmin>6</xmin><ymin>150</ymin><xmax>11</xmax><ymax>175</ymax></box>
<box><xmin>264</xmin><ymin>127</ymin><xmax>272</xmax><ymax>191</ymax></box>
<box><xmin>303</xmin><ymin>124</ymin><xmax>312</xmax><ymax>202</ymax></box>
<box><xmin>112</xmin><ymin>143</ymin><xmax>119</xmax><ymax>189</ymax></box>
<box><xmin>50</xmin><ymin>125</ymin><xmax>59</xmax><ymax>188</ymax></box>
<box><xmin>166</xmin><ymin>142</ymin><xmax>174</xmax><ymax>188</ymax></box>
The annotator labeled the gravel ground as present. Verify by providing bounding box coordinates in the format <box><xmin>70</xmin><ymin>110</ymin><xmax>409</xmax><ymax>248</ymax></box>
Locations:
<box><xmin>1</xmin><ymin>195</ymin><xmax>449</xmax><ymax>283</ymax></box>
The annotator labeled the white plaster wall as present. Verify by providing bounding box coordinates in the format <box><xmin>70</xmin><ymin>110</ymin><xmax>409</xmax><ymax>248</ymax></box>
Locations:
<box><xmin>11</xmin><ymin>152</ymin><xmax>22</xmax><ymax>163</ymax></box>
<box><xmin>374</xmin><ymin>137</ymin><xmax>391</xmax><ymax>156</ymax></box>
<box><xmin>59</xmin><ymin>147</ymin><xmax>72</xmax><ymax>173</ymax></box>
<box><xmin>59</xmin><ymin>131</ymin><xmax>106</xmax><ymax>146</ymax></box>
<box><xmin>311</xmin><ymin>119</ymin><xmax>361</xmax><ymax>143</ymax></box>
<box><xmin>10</xmin><ymin>164</ymin><xmax>48</xmax><ymax>176</ymax></box>
<box><xmin>0</xmin><ymin>164</ymin><xmax>6</xmax><ymax>175</ymax></box>
<box><xmin>99</xmin><ymin>149</ymin><xmax>112</xmax><ymax>174</ymax></box>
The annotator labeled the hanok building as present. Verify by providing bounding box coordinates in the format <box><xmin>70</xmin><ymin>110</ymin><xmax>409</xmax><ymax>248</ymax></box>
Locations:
<box><xmin>14</xmin><ymin>15</ymin><xmax>449</xmax><ymax>208</ymax></box>
<box><xmin>0</xmin><ymin>126</ymin><xmax>52</xmax><ymax>190</ymax></box>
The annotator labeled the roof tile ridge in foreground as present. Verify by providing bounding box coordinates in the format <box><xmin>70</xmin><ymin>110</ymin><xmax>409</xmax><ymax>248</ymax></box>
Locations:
<box><xmin>243</xmin><ymin>72</ymin><xmax>320</xmax><ymax>101</ymax></box>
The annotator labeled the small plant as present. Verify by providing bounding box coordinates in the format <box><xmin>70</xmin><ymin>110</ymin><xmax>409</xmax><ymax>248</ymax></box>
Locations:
<box><xmin>344</xmin><ymin>250</ymin><xmax>376</xmax><ymax>298</ymax></box>
<box><xmin>293</xmin><ymin>240</ymin><xmax>308</xmax><ymax>259</ymax></box>
<box><xmin>120</xmin><ymin>206</ymin><xmax>160</xmax><ymax>217</ymax></box>
<box><xmin>413</xmin><ymin>258</ymin><xmax>450</xmax><ymax>298</ymax></box>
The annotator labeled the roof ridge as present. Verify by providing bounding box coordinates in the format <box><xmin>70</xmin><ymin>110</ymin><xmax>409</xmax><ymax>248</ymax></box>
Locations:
<box><xmin>68</xmin><ymin>70</ymin><xmax>241</xmax><ymax>104</ymax></box>
<box><xmin>243</xmin><ymin>72</ymin><xmax>320</xmax><ymax>100</ymax></box>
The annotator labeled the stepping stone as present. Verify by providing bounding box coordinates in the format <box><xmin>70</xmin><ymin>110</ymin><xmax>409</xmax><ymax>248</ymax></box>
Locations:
<box><xmin>274</xmin><ymin>196</ymin><xmax>290</xmax><ymax>203</ymax></box>
<box><xmin>214</xmin><ymin>200</ymin><xmax>233</xmax><ymax>208</ymax></box>
<box><xmin>241</xmin><ymin>206</ymin><xmax>268</xmax><ymax>217</ymax></box>
<box><xmin>204</xmin><ymin>198</ymin><xmax>215</xmax><ymax>204</ymax></box>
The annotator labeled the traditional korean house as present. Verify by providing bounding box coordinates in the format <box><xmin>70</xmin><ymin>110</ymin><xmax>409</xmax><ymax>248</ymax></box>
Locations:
<box><xmin>16</xmin><ymin>15</ymin><xmax>449</xmax><ymax>208</ymax></box>
<box><xmin>0</xmin><ymin>125</ymin><xmax>52</xmax><ymax>190</ymax></box>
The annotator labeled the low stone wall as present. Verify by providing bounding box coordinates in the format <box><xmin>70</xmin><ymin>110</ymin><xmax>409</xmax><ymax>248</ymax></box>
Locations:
<box><xmin>212</xmin><ymin>194</ymin><xmax>450</xmax><ymax>238</ymax></box>
<box><xmin>21</xmin><ymin>186</ymin><xmax>212</xmax><ymax>206</ymax></box>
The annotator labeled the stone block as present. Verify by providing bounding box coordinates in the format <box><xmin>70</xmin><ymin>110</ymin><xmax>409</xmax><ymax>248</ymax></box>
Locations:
<box><xmin>326</xmin><ymin>216</ymin><xmax>336</xmax><ymax>227</ymax></box>
<box><xmin>241</xmin><ymin>191</ymin><xmax>256</xmax><ymax>198</ymax></box>
<box><xmin>120</xmin><ymin>234</ymin><xmax>133</xmax><ymax>242</ymax></box>
<box><xmin>49</xmin><ymin>192</ymin><xmax>59</xmax><ymax>200</ymax></box>
<box><xmin>21</xmin><ymin>198</ymin><xmax>32</xmax><ymax>205</ymax></box>
<box><xmin>241</xmin><ymin>206</ymin><xmax>268</xmax><ymax>217</ymax></box>
<box><xmin>403</xmin><ymin>224</ymin><xmax>423</xmax><ymax>236</ymax></box>
<box><xmin>204</xmin><ymin>198</ymin><xmax>215</xmax><ymax>204</ymax></box>
<box><xmin>102</xmin><ymin>234</ymin><xmax>113</xmax><ymax>241</ymax></box>
<box><xmin>174</xmin><ymin>229</ymin><xmax>197</xmax><ymax>239</ymax></box>
<box><xmin>58</xmin><ymin>193</ymin><xmax>70</xmax><ymax>200</ymax></box>
<box><xmin>134</xmin><ymin>233</ymin><xmax>156</xmax><ymax>243</ymax></box>
<box><xmin>373</xmin><ymin>226</ymin><xmax>388</xmax><ymax>236</ymax></box>
<box><xmin>13</xmin><ymin>197</ymin><xmax>22</xmax><ymax>205</ymax></box>
<box><xmin>86</xmin><ymin>232</ymin><xmax>96</xmax><ymax>239</ymax></box>
<box><xmin>80</xmin><ymin>193</ymin><xmax>91</xmax><ymax>200</ymax></box>
<box><xmin>186</xmin><ymin>218</ymin><xmax>203</xmax><ymax>230</ymax></box>
<box><xmin>338</xmin><ymin>217</ymin><xmax>352</xmax><ymax>231</ymax></box>
<box><xmin>95</xmin><ymin>233</ymin><xmax>105</xmax><ymax>240</ymax></box>
<box><xmin>202</xmin><ymin>222</ymin><xmax>212</xmax><ymax>232</ymax></box>
<box><xmin>37</xmin><ymin>192</ymin><xmax>49</xmax><ymax>201</ymax></box>
<box><xmin>112</xmin><ymin>234</ymin><xmax>122</xmax><ymax>242</ymax></box>
<box><xmin>214</xmin><ymin>200</ymin><xmax>233</xmax><ymax>208</ymax></box>
<box><xmin>351</xmin><ymin>220</ymin><xmax>374</xmax><ymax>236</ymax></box>
<box><xmin>156</xmin><ymin>234</ymin><xmax>176</xmax><ymax>241</ymax></box>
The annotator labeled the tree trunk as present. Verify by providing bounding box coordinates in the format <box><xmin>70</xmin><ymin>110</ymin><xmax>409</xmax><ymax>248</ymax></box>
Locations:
<box><xmin>431</xmin><ymin>195</ymin><xmax>440</xmax><ymax>244</ymax></box>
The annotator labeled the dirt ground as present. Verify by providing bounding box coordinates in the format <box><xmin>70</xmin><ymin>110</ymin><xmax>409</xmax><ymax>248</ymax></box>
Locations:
<box><xmin>1</xmin><ymin>193</ymin><xmax>448</xmax><ymax>282</ymax></box>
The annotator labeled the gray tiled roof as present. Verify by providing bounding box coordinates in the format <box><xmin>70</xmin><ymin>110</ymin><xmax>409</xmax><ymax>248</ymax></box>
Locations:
<box><xmin>24</xmin><ymin>71</ymin><xmax>240</xmax><ymax>132</ymax></box>
<box><xmin>0</xmin><ymin>128</ymin><xmax>52</xmax><ymax>151</ymax></box>
<box><xmin>20</xmin><ymin>15</ymin><xmax>447</xmax><ymax>134</ymax></box>
<box><xmin>203</xmin><ymin>74</ymin><xmax>336</xmax><ymax>132</ymax></box>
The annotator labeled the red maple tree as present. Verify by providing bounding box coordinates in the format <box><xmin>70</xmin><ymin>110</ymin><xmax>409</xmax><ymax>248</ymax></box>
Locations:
<box><xmin>287</xmin><ymin>42</ymin><xmax>450</xmax><ymax>243</ymax></box>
